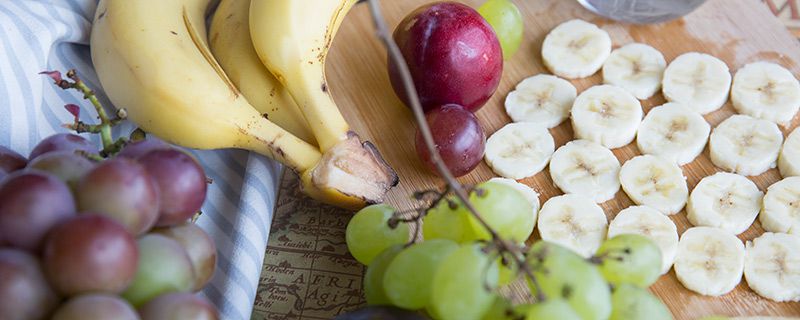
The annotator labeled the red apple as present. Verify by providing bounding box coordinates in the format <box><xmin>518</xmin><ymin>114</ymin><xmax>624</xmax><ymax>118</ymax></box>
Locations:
<box><xmin>388</xmin><ymin>2</ymin><xmax>503</xmax><ymax>113</ymax></box>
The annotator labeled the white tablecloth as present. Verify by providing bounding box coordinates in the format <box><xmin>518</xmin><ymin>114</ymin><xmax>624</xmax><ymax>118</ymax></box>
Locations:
<box><xmin>0</xmin><ymin>1</ymin><xmax>280</xmax><ymax>319</ymax></box>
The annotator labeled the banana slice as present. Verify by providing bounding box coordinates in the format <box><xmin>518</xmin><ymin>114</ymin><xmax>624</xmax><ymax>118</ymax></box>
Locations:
<box><xmin>686</xmin><ymin>172</ymin><xmax>763</xmax><ymax>235</ymax></box>
<box><xmin>732</xmin><ymin>61</ymin><xmax>800</xmax><ymax>125</ymax></box>
<box><xmin>760</xmin><ymin>176</ymin><xmax>800</xmax><ymax>235</ymax></box>
<box><xmin>571</xmin><ymin>85</ymin><xmax>644</xmax><ymax>149</ymax></box>
<box><xmin>548</xmin><ymin>139</ymin><xmax>621</xmax><ymax>203</ymax></box>
<box><xmin>537</xmin><ymin>194</ymin><xmax>608</xmax><ymax>258</ymax></box>
<box><xmin>484</xmin><ymin>123</ymin><xmax>555</xmax><ymax>179</ymax></box>
<box><xmin>674</xmin><ymin>226</ymin><xmax>745</xmax><ymax>296</ymax></box>
<box><xmin>504</xmin><ymin>74</ymin><xmax>577</xmax><ymax>128</ymax></box>
<box><xmin>709</xmin><ymin>114</ymin><xmax>784</xmax><ymax>176</ymax></box>
<box><xmin>636</xmin><ymin>103</ymin><xmax>711</xmax><ymax>165</ymax></box>
<box><xmin>779</xmin><ymin>128</ymin><xmax>800</xmax><ymax>177</ymax></box>
<box><xmin>619</xmin><ymin>155</ymin><xmax>688</xmax><ymax>215</ymax></box>
<box><xmin>662</xmin><ymin>52</ymin><xmax>732</xmax><ymax>114</ymax></box>
<box><xmin>488</xmin><ymin>177</ymin><xmax>540</xmax><ymax>224</ymax></box>
<box><xmin>608</xmin><ymin>205</ymin><xmax>679</xmax><ymax>274</ymax></box>
<box><xmin>744</xmin><ymin>232</ymin><xmax>800</xmax><ymax>302</ymax></box>
<box><xmin>602</xmin><ymin>43</ymin><xmax>667</xmax><ymax>100</ymax></box>
<box><xmin>541</xmin><ymin>19</ymin><xmax>612</xmax><ymax>79</ymax></box>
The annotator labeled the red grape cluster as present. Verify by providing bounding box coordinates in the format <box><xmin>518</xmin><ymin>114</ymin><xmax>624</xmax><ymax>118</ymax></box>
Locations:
<box><xmin>0</xmin><ymin>133</ymin><xmax>219</xmax><ymax>320</ymax></box>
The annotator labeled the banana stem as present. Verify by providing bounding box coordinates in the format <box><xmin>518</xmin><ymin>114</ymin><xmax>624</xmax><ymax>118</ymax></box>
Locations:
<box><xmin>365</xmin><ymin>0</ymin><xmax>545</xmax><ymax>302</ymax></box>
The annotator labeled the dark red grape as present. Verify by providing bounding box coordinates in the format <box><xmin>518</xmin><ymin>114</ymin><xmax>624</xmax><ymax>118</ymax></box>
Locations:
<box><xmin>0</xmin><ymin>248</ymin><xmax>59</xmax><ymax>320</ymax></box>
<box><xmin>117</xmin><ymin>138</ymin><xmax>170</xmax><ymax>159</ymax></box>
<box><xmin>27</xmin><ymin>151</ymin><xmax>95</xmax><ymax>190</ymax></box>
<box><xmin>51</xmin><ymin>294</ymin><xmax>139</xmax><ymax>320</ymax></box>
<box><xmin>138</xmin><ymin>149</ymin><xmax>207</xmax><ymax>226</ymax></box>
<box><xmin>415</xmin><ymin>104</ymin><xmax>486</xmax><ymax>177</ymax></box>
<box><xmin>42</xmin><ymin>215</ymin><xmax>139</xmax><ymax>296</ymax></box>
<box><xmin>154</xmin><ymin>223</ymin><xmax>216</xmax><ymax>290</ymax></box>
<box><xmin>0</xmin><ymin>171</ymin><xmax>76</xmax><ymax>250</ymax></box>
<box><xmin>122</xmin><ymin>234</ymin><xmax>194</xmax><ymax>306</ymax></box>
<box><xmin>76</xmin><ymin>158</ymin><xmax>160</xmax><ymax>235</ymax></box>
<box><xmin>139</xmin><ymin>292</ymin><xmax>219</xmax><ymax>320</ymax></box>
<box><xmin>0</xmin><ymin>145</ymin><xmax>27</xmax><ymax>179</ymax></box>
<box><xmin>334</xmin><ymin>306</ymin><xmax>429</xmax><ymax>320</ymax></box>
<box><xmin>29</xmin><ymin>133</ymin><xmax>97</xmax><ymax>160</ymax></box>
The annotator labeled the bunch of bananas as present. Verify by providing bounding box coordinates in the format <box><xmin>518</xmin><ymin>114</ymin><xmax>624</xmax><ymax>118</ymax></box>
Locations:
<box><xmin>90</xmin><ymin>0</ymin><xmax>397</xmax><ymax>209</ymax></box>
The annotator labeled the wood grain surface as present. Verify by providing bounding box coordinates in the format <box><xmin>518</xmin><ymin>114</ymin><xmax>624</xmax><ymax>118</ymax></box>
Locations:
<box><xmin>323</xmin><ymin>0</ymin><xmax>800</xmax><ymax>318</ymax></box>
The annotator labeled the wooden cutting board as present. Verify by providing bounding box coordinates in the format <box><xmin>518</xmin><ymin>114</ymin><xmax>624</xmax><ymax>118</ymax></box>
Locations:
<box><xmin>325</xmin><ymin>0</ymin><xmax>800</xmax><ymax>318</ymax></box>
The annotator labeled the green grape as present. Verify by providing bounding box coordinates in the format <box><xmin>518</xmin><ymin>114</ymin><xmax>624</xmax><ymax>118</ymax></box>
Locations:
<box><xmin>610</xmin><ymin>284</ymin><xmax>672</xmax><ymax>320</ymax></box>
<box><xmin>430</xmin><ymin>243</ymin><xmax>499</xmax><ymax>320</ymax></box>
<box><xmin>595</xmin><ymin>234</ymin><xmax>662</xmax><ymax>287</ymax></box>
<box><xmin>477</xmin><ymin>0</ymin><xmax>523</xmax><ymax>59</ymax></box>
<box><xmin>422</xmin><ymin>197</ymin><xmax>472</xmax><ymax>243</ymax></box>
<box><xmin>497</xmin><ymin>257</ymin><xmax>519</xmax><ymax>286</ymax></box>
<box><xmin>480</xmin><ymin>296</ymin><xmax>512</xmax><ymax>320</ymax></box>
<box><xmin>527</xmin><ymin>241</ymin><xmax>611</xmax><ymax>320</ymax></box>
<box><xmin>383</xmin><ymin>239</ymin><xmax>459</xmax><ymax>309</ymax></box>
<box><xmin>464</xmin><ymin>181</ymin><xmax>534</xmax><ymax>243</ymax></box>
<box><xmin>364</xmin><ymin>245</ymin><xmax>404</xmax><ymax>305</ymax></box>
<box><xmin>524</xmin><ymin>299</ymin><xmax>582</xmax><ymax>320</ymax></box>
<box><xmin>346</xmin><ymin>204</ymin><xmax>410</xmax><ymax>265</ymax></box>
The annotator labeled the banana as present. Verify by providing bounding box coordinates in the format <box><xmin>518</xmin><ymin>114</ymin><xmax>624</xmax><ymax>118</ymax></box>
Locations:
<box><xmin>686</xmin><ymin>172</ymin><xmax>763</xmax><ymax>235</ymax></box>
<box><xmin>662</xmin><ymin>52</ymin><xmax>732</xmax><ymax>114</ymax></box>
<box><xmin>548</xmin><ymin>139</ymin><xmax>621</xmax><ymax>203</ymax></box>
<box><xmin>488</xmin><ymin>177</ymin><xmax>540</xmax><ymax>226</ymax></box>
<box><xmin>744</xmin><ymin>232</ymin><xmax>800</xmax><ymax>302</ymax></box>
<box><xmin>541</xmin><ymin>19</ymin><xmax>612</xmax><ymax>79</ymax></box>
<box><xmin>636</xmin><ymin>102</ymin><xmax>711</xmax><ymax>165</ymax></box>
<box><xmin>571</xmin><ymin>85</ymin><xmax>643</xmax><ymax>149</ymax></box>
<box><xmin>90</xmin><ymin>0</ymin><xmax>396</xmax><ymax>209</ymax></box>
<box><xmin>619</xmin><ymin>155</ymin><xmax>689</xmax><ymax>215</ymax></box>
<box><xmin>504</xmin><ymin>74</ymin><xmax>576</xmax><ymax>128</ymax></box>
<box><xmin>484</xmin><ymin>123</ymin><xmax>555</xmax><ymax>179</ymax></box>
<box><xmin>608</xmin><ymin>205</ymin><xmax>679</xmax><ymax>274</ymax></box>
<box><xmin>709</xmin><ymin>114</ymin><xmax>783</xmax><ymax>176</ymax></box>
<box><xmin>602</xmin><ymin>43</ymin><xmax>666</xmax><ymax>100</ymax></box>
<box><xmin>760</xmin><ymin>176</ymin><xmax>800</xmax><ymax>235</ymax></box>
<box><xmin>209</xmin><ymin>0</ymin><xmax>316</xmax><ymax>145</ymax></box>
<box><xmin>249</xmin><ymin>0</ymin><xmax>354</xmax><ymax>153</ymax></box>
<box><xmin>674</xmin><ymin>226</ymin><xmax>745</xmax><ymax>296</ymax></box>
<box><xmin>779</xmin><ymin>128</ymin><xmax>800</xmax><ymax>177</ymax></box>
<box><xmin>731</xmin><ymin>61</ymin><xmax>800</xmax><ymax>126</ymax></box>
<box><xmin>537</xmin><ymin>194</ymin><xmax>608</xmax><ymax>258</ymax></box>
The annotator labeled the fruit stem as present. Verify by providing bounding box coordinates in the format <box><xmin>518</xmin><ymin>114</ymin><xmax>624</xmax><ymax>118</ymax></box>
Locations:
<box><xmin>65</xmin><ymin>70</ymin><xmax>116</xmax><ymax>151</ymax></box>
<box><xmin>365</xmin><ymin>0</ymin><xmax>545</xmax><ymax>302</ymax></box>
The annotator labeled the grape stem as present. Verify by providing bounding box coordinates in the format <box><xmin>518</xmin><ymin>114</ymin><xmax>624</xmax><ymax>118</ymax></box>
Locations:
<box><xmin>364</xmin><ymin>0</ymin><xmax>546</xmax><ymax>303</ymax></box>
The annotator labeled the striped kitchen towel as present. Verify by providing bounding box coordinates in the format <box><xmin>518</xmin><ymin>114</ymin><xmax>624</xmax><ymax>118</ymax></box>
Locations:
<box><xmin>0</xmin><ymin>1</ymin><xmax>279</xmax><ymax>319</ymax></box>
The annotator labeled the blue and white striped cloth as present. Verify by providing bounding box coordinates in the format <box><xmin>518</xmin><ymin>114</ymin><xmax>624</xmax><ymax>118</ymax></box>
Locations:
<box><xmin>0</xmin><ymin>1</ymin><xmax>279</xmax><ymax>319</ymax></box>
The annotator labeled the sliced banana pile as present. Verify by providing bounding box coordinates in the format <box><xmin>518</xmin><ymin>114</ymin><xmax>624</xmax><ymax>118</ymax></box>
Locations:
<box><xmin>619</xmin><ymin>155</ymin><xmax>688</xmax><ymax>215</ymax></box>
<box><xmin>548</xmin><ymin>140</ymin><xmax>620</xmax><ymax>203</ymax></box>
<box><xmin>686</xmin><ymin>172</ymin><xmax>763</xmax><ymax>235</ymax></box>
<box><xmin>484</xmin><ymin>123</ymin><xmax>555</xmax><ymax>179</ymax></box>
<box><xmin>602</xmin><ymin>43</ymin><xmax>666</xmax><ymax>100</ymax></box>
<box><xmin>541</xmin><ymin>19</ymin><xmax>611</xmax><ymax>79</ymax></box>
<box><xmin>636</xmin><ymin>103</ymin><xmax>711</xmax><ymax>165</ymax></box>
<box><xmin>759</xmin><ymin>176</ymin><xmax>800</xmax><ymax>235</ymax></box>
<box><xmin>674</xmin><ymin>227</ymin><xmax>745</xmax><ymax>296</ymax></box>
<box><xmin>779</xmin><ymin>128</ymin><xmax>800</xmax><ymax>177</ymax></box>
<box><xmin>537</xmin><ymin>194</ymin><xmax>608</xmax><ymax>258</ymax></box>
<box><xmin>571</xmin><ymin>85</ymin><xmax>643</xmax><ymax>149</ymax></box>
<box><xmin>709</xmin><ymin>114</ymin><xmax>784</xmax><ymax>176</ymax></box>
<box><xmin>488</xmin><ymin>177</ymin><xmax>541</xmax><ymax>224</ymax></box>
<box><xmin>744</xmin><ymin>232</ymin><xmax>800</xmax><ymax>302</ymax></box>
<box><xmin>662</xmin><ymin>52</ymin><xmax>732</xmax><ymax>114</ymax></box>
<box><xmin>607</xmin><ymin>205</ymin><xmax>679</xmax><ymax>275</ymax></box>
<box><xmin>732</xmin><ymin>62</ymin><xmax>800</xmax><ymax>126</ymax></box>
<box><xmin>504</xmin><ymin>74</ymin><xmax>577</xmax><ymax>128</ymax></box>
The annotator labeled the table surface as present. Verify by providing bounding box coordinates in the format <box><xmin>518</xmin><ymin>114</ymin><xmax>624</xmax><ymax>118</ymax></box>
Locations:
<box><xmin>254</xmin><ymin>0</ymin><xmax>800</xmax><ymax>318</ymax></box>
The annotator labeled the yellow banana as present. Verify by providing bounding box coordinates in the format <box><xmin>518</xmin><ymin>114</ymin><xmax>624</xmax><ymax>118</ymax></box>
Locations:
<box><xmin>208</xmin><ymin>0</ymin><xmax>317</xmax><ymax>146</ymax></box>
<box><xmin>90</xmin><ymin>0</ymin><xmax>396</xmax><ymax>209</ymax></box>
<box><xmin>249</xmin><ymin>0</ymin><xmax>358</xmax><ymax>153</ymax></box>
